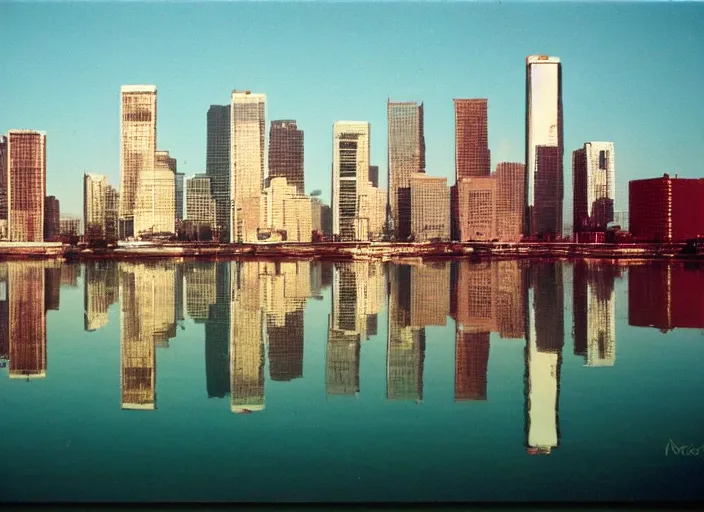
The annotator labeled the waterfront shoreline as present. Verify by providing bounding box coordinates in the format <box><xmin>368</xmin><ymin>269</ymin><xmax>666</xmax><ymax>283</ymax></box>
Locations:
<box><xmin>1</xmin><ymin>241</ymin><xmax>702</xmax><ymax>262</ymax></box>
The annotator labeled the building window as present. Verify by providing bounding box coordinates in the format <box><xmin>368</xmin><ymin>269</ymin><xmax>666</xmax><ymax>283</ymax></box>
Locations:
<box><xmin>599</xmin><ymin>150</ymin><xmax>607</xmax><ymax>170</ymax></box>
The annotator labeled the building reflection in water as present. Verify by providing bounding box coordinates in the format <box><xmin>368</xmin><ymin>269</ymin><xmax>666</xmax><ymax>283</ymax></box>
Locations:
<box><xmin>230</xmin><ymin>261</ymin><xmax>265</xmax><ymax>413</ymax></box>
<box><xmin>204</xmin><ymin>261</ymin><xmax>231</xmax><ymax>399</ymax></box>
<box><xmin>573</xmin><ymin>261</ymin><xmax>619</xmax><ymax>366</ymax></box>
<box><xmin>119</xmin><ymin>262</ymin><xmax>177</xmax><ymax>410</ymax></box>
<box><xmin>451</xmin><ymin>260</ymin><xmax>526</xmax><ymax>402</ymax></box>
<box><xmin>3</xmin><ymin>262</ymin><xmax>48</xmax><ymax>379</ymax></box>
<box><xmin>44</xmin><ymin>263</ymin><xmax>61</xmax><ymax>312</ymax></box>
<box><xmin>628</xmin><ymin>262</ymin><xmax>704</xmax><ymax>331</ymax></box>
<box><xmin>524</xmin><ymin>263</ymin><xmax>563</xmax><ymax>455</ymax></box>
<box><xmin>261</xmin><ymin>261</ymin><xmax>309</xmax><ymax>382</ymax></box>
<box><xmin>60</xmin><ymin>263</ymin><xmax>81</xmax><ymax>288</ymax></box>
<box><xmin>185</xmin><ymin>261</ymin><xmax>217</xmax><ymax>324</ymax></box>
<box><xmin>387</xmin><ymin>263</ymin><xmax>432</xmax><ymax>402</ymax></box>
<box><xmin>84</xmin><ymin>261</ymin><xmax>118</xmax><ymax>332</ymax></box>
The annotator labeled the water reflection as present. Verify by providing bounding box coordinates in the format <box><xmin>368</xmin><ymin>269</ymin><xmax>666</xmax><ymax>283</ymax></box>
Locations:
<box><xmin>1</xmin><ymin>258</ymin><xmax>703</xmax><ymax>452</ymax></box>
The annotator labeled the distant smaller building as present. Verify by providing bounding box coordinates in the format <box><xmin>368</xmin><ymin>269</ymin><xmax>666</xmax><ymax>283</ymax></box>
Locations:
<box><xmin>262</xmin><ymin>177</ymin><xmax>312</xmax><ymax>242</ymax></box>
<box><xmin>44</xmin><ymin>196</ymin><xmax>60</xmax><ymax>242</ymax></box>
<box><xmin>60</xmin><ymin>214</ymin><xmax>81</xmax><ymax>237</ymax></box>
<box><xmin>368</xmin><ymin>165</ymin><xmax>379</xmax><ymax>188</ymax></box>
<box><xmin>186</xmin><ymin>174</ymin><xmax>216</xmax><ymax>231</ymax></box>
<box><xmin>629</xmin><ymin>174</ymin><xmax>704</xmax><ymax>242</ymax></box>
<box><xmin>409</xmin><ymin>174</ymin><xmax>450</xmax><ymax>242</ymax></box>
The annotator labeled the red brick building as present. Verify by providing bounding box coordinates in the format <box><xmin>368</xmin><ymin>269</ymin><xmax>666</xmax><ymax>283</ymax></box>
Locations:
<box><xmin>629</xmin><ymin>174</ymin><xmax>704</xmax><ymax>242</ymax></box>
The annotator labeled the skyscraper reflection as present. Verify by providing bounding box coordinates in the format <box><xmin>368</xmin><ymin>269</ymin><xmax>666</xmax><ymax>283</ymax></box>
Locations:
<box><xmin>44</xmin><ymin>263</ymin><xmax>61</xmax><ymax>312</ymax></box>
<box><xmin>387</xmin><ymin>264</ymin><xmax>425</xmax><ymax>402</ymax></box>
<box><xmin>573</xmin><ymin>261</ymin><xmax>619</xmax><ymax>366</ymax></box>
<box><xmin>60</xmin><ymin>264</ymin><xmax>81</xmax><ymax>288</ymax></box>
<box><xmin>260</xmin><ymin>261</ymin><xmax>309</xmax><ymax>382</ymax></box>
<box><xmin>0</xmin><ymin>264</ymin><xmax>8</xmax><ymax>365</ymax></box>
<box><xmin>524</xmin><ymin>263</ymin><xmax>564</xmax><ymax>455</ymax></box>
<box><xmin>119</xmin><ymin>262</ymin><xmax>176</xmax><ymax>410</ymax></box>
<box><xmin>230</xmin><ymin>261</ymin><xmax>265</xmax><ymax>413</ymax></box>
<box><xmin>7</xmin><ymin>262</ymin><xmax>47</xmax><ymax>379</ymax></box>
<box><xmin>84</xmin><ymin>261</ymin><xmax>118</xmax><ymax>332</ymax></box>
<box><xmin>204</xmin><ymin>261</ymin><xmax>231</xmax><ymax>399</ymax></box>
<box><xmin>185</xmin><ymin>261</ymin><xmax>217</xmax><ymax>323</ymax></box>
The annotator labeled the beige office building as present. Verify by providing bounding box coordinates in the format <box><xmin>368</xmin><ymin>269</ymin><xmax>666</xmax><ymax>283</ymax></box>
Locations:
<box><xmin>119</xmin><ymin>85</ymin><xmax>157</xmax><ymax>238</ymax></box>
<box><xmin>134</xmin><ymin>160</ymin><xmax>175</xmax><ymax>235</ymax></box>
<box><xmin>231</xmin><ymin>91</ymin><xmax>266</xmax><ymax>243</ymax></box>
<box><xmin>186</xmin><ymin>174</ymin><xmax>216</xmax><ymax>229</ymax></box>
<box><xmin>409</xmin><ymin>174</ymin><xmax>450</xmax><ymax>242</ymax></box>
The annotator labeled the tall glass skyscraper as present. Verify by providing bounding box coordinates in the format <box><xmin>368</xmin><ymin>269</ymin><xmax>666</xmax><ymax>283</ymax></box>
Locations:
<box><xmin>572</xmin><ymin>141</ymin><xmax>615</xmax><ymax>232</ymax></box>
<box><xmin>206</xmin><ymin>105</ymin><xmax>231</xmax><ymax>241</ymax></box>
<box><xmin>387</xmin><ymin>101</ymin><xmax>425</xmax><ymax>239</ymax></box>
<box><xmin>525</xmin><ymin>55</ymin><xmax>563</xmax><ymax>239</ymax></box>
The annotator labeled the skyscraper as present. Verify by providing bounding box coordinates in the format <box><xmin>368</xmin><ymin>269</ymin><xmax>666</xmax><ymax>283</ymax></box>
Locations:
<box><xmin>454</xmin><ymin>99</ymin><xmax>490</xmax><ymax>180</ymax></box>
<box><xmin>368</xmin><ymin>165</ymin><xmax>379</xmax><ymax>188</ymax></box>
<box><xmin>332</xmin><ymin>121</ymin><xmax>370</xmax><ymax>241</ymax></box>
<box><xmin>495</xmin><ymin>163</ymin><xmax>525</xmax><ymax>242</ymax></box>
<box><xmin>453</xmin><ymin>177</ymin><xmax>497</xmax><ymax>242</ymax></box>
<box><xmin>387</xmin><ymin>101</ymin><xmax>425</xmax><ymax>239</ymax></box>
<box><xmin>6</xmin><ymin>130</ymin><xmax>46</xmax><ymax>242</ymax></box>
<box><xmin>43</xmin><ymin>195</ymin><xmax>60</xmax><ymax>242</ymax></box>
<box><xmin>175</xmin><ymin>172</ymin><xmax>185</xmax><ymax>223</ymax></box>
<box><xmin>119</xmin><ymin>85</ymin><xmax>157</xmax><ymax>238</ymax></box>
<box><xmin>0</xmin><ymin>136</ymin><xmax>7</xmax><ymax>234</ymax></box>
<box><xmin>573</xmin><ymin>142</ymin><xmax>615</xmax><ymax>234</ymax></box>
<box><xmin>105</xmin><ymin>185</ymin><xmax>119</xmax><ymax>240</ymax></box>
<box><xmin>230</xmin><ymin>91</ymin><xmax>266</xmax><ymax>243</ymax></box>
<box><xmin>268</xmin><ymin>120</ymin><xmax>304</xmax><ymax>196</ymax></box>
<box><xmin>84</xmin><ymin>173</ymin><xmax>108</xmax><ymax>238</ymax></box>
<box><xmin>525</xmin><ymin>55</ymin><xmax>563</xmax><ymax>239</ymax></box>
<box><xmin>206</xmin><ymin>104</ymin><xmax>231</xmax><ymax>240</ymax></box>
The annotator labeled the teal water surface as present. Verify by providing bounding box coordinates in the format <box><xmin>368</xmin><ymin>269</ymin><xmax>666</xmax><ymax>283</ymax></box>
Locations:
<box><xmin>0</xmin><ymin>259</ymin><xmax>702</xmax><ymax>503</ymax></box>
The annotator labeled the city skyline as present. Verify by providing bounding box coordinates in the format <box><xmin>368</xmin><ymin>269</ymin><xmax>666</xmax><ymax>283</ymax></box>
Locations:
<box><xmin>3</xmin><ymin>3</ymin><xmax>703</xmax><ymax>220</ymax></box>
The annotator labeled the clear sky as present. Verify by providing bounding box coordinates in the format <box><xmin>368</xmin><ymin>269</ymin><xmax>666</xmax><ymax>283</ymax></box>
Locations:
<box><xmin>1</xmin><ymin>2</ymin><xmax>703</xmax><ymax>222</ymax></box>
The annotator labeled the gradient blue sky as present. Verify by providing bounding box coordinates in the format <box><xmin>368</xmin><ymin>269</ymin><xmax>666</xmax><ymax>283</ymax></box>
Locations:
<box><xmin>1</xmin><ymin>2</ymin><xmax>703</xmax><ymax>220</ymax></box>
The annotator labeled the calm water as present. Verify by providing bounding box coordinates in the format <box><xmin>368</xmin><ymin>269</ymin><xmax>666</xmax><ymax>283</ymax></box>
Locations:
<box><xmin>1</xmin><ymin>258</ymin><xmax>703</xmax><ymax>503</ymax></box>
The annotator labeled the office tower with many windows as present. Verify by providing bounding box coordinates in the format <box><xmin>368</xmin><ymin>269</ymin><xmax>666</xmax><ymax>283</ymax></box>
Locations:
<box><xmin>262</xmin><ymin>177</ymin><xmax>312</xmax><ymax>242</ymax></box>
<box><xmin>525</xmin><ymin>55</ymin><xmax>563</xmax><ymax>239</ymax></box>
<box><xmin>454</xmin><ymin>99</ymin><xmax>490</xmax><ymax>180</ymax></box>
<box><xmin>573</xmin><ymin>142</ymin><xmax>615</xmax><ymax>234</ymax></box>
<box><xmin>6</xmin><ymin>130</ymin><xmax>46</xmax><ymax>242</ymax></box>
<box><xmin>409</xmin><ymin>174</ymin><xmax>450</xmax><ymax>242</ymax></box>
<box><xmin>84</xmin><ymin>173</ymin><xmax>108</xmax><ymax>238</ymax></box>
<box><xmin>119</xmin><ymin>85</ymin><xmax>157</xmax><ymax>239</ymax></box>
<box><xmin>175</xmin><ymin>172</ymin><xmax>185</xmax><ymax>222</ymax></box>
<box><xmin>134</xmin><ymin>157</ymin><xmax>175</xmax><ymax>235</ymax></box>
<box><xmin>453</xmin><ymin>177</ymin><xmax>497</xmax><ymax>242</ymax></box>
<box><xmin>186</xmin><ymin>174</ymin><xmax>216</xmax><ymax>233</ymax></box>
<box><xmin>495</xmin><ymin>163</ymin><xmax>525</xmax><ymax>242</ymax></box>
<box><xmin>43</xmin><ymin>195</ymin><xmax>60</xmax><ymax>242</ymax></box>
<box><xmin>206</xmin><ymin>105</ymin><xmax>231</xmax><ymax>240</ymax></box>
<box><xmin>105</xmin><ymin>185</ymin><xmax>119</xmax><ymax>239</ymax></box>
<box><xmin>388</xmin><ymin>101</ymin><xmax>425</xmax><ymax>239</ymax></box>
<box><xmin>230</xmin><ymin>91</ymin><xmax>266</xmax><ymax>243</ymax></box>
<box><xmin>332</xmin><ymin>121</ymin><xmax>370</xmax><ymax>241</ymax></box>
<box><xmin>0</xmin><ymin>136</ymin><xmax>7</xmax><ymax>235</ymax></box>
<box><xmin>268</xmin><ymin>120</ymin><xmax>304</xmax><ymax>196</ymax></box>
<box><xmin>629</xmin><ymin>175</ymin><xmax>704</xmax><ymax>242</ymax></box>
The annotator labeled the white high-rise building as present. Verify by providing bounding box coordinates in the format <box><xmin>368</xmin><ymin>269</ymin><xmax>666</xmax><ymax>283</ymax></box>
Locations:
<box><xmin>332</xmin><ymin>121</ymin><xmax>370</xmax><ymax>241</ymax></box>
<box><xmin>119</xmin><ymin>85</ymin><xmax>157</xmax><ymax>238</ymax></box>
<box><xmin>134</xmin><ymin>161</ymin><xmax>175</xmax><ymax>235</ymax></box>
<box><xmin>230</xmin><ymin>90</ymin><xmax>266</xmax><ymax>243</ymax></box>
<box><xmin>525</xmin><ymin>55</ymin><xmax>563</xmax><ymax>239</ymax></box>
